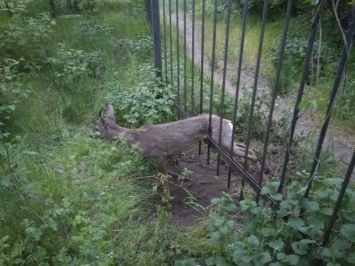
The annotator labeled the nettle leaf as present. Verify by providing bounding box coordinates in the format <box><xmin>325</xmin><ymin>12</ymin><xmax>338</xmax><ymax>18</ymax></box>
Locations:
<box><xmin>174</xmin><ymin>258</ymin><xmax>197</xmax><ymax>266</ymax></box>
<box><xmin>269</xmin><ymin>240</ymin><xmax>285</xmax><ymax>251</ymax></box>
<box><xmin>276</xmin><ymin>252</ymin><xmax>287</xmax><ymax>260</ymax></box>
<box><xmin>219</xmin><ymin>224</ymin><xmax>232</xmax><ymax>235</ymax></box>
<box><xmin>211</xmin><ymin>198</ymin><xmax>221</xmax><ymax>205</ymax></box>
<box><xmin>261</xmin><ymin>227</ymin><xmax>277</xmax><ymax>237</ymax></box>
<box><xmin>342</xmin><ymin>211</ymin><xmax>355</xmax><ymax>222</ymax></box>
<box><xmin>226</xmin><ymin>220</ymin><xmax>234</xmax><ymax>230</ymax></box>
<box><xmin>232</xmin><ymin>248</ymin><xmax>247</xmax><ymax>263</ymax></box>
<box><xmin>271</xmin><ymin>193</ymin><xmax>283</xmax><ymax>201</ymax></box>
<box><xmin>247</xmin><ymin>235</ymin><xmax>260</xmax><ymax>247</ymax></box>
<box><xmin>340</xmin><ymin>224</ymin><xmax>355</xmax><ymax>242</ymax></box>
<box><xmin>206</xmin><ymin>256</ymin><xmax>231</xmax><ymax>266</ymax></box>
<box><xmin>288</xmin><ymin>217</ymin><xmax>304</xmax><ymax>230</ymax></box>
<box><xmin>286</xmin><ymin>254</ymin><xmax>299</xmax><ymax>265</ymax></box>
<box><xmin>226</xmin><ymin>203</ymin><xmax>238</xmax><ymax>213</ymax></box>
<box><xmin>212</xmin><ymin>231</ymin><xmax>223</xmax><ymax>243</ymax></box>
<box><xmin>292</xmin><ymin>241</ymin><xmax>308</xmax><ymax>255</ymax></box>
<box><xmin>347</xmin><ymin>253</ymin><xmax>355</xmax><ymax>264</ymax></box>
<box><xmin>239</xmin><ymin>200</ymin><xmax>257</xmax><ymax>211</ymax></box>
<box><xmin>305</xmin><ymin>201</ymin><xmax>319</xmax><ymax>211</ymax></box>
<box><xmin>320</xmin><ymin>207</ymin><xmax>333</xmax><ymax>216</ymax></box>
<box><xmin>260</xmin><ymin>186</ymin><xmax>270</xmax><ymax>195</ymax></box>
<box><xmin>331</xmin><ymin>239</ymin><xmax>351</xmax><ymax>250</ymax></box>
<box><xmin>269</xmin><ymin>262</ymin><xmax>282</xmax><ymax>266</ymax></box>
<box><xmin>259</xmin><ymin>252</ymin><xmax>272</xmax><ymax>263</ymax></box>
<box><xmin>213</xmin><ymin>213</ymin><xmax>227</xmax><ymax>227</ymax></box>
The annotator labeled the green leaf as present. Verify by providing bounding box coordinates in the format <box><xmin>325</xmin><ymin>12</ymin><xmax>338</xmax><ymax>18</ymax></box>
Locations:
<box><xmin>206</xmin><ymin>256</ymin><xmax>231</xmax><ymax>266</ymax></box>
<box><xmin>211</xmin><ymin>198</ymin><xmax>221</xmax><ymax>205</ymax></box>
<box><xmin>286</xmin><ymin>255</ymin><xmax>299</xmax><ymax>265</ymax></box>
<box><xmin>260</xmin><ymin>186</ymin><xmax>270</xmax><ymax>195</ymax></box>
<box><xmin>331</xmin><ymin>239</ymin><xmax>350</xmax><ymax>250</ymax></box>
<box><xmin>347</xmin><ymin>253</ymin><xmax>355</xmax><ymax>263</ymax></box>
<box><xmin>174</xmin><ymin>258</ymin><xmax>196</xmax><ymax>266</ymax></box>
<box><xmin>288</xmin><ymin>217</ymin><xmax>304</xmax><ymax>230</ymax></box>
<box><xmin>340</xmin><ymin>224</ymin><xmax>355</xmax><ymax>242</ymax></box>
<box><xmin>270</xmin><ymin>263</ymin><xmax>282</xmax><ymax>266</ymax></box>
<box><xmin>239</xmin><ymin>200</ymin><xmax>256</xmax><ymax>211</ymax></box>
<box><xmin>271</xmin><ymin>193</ymin><xmax>283</xmax><ymax>201</ymax></box>
<box><xmin>305</xmin><ymin>201</ymin><xmax>319</xmax><ymax>211</ymax></box>
<box><xmin>292</xmin><ymin>241</ymin><xmax>308</xmax><ymax>255</ymax></box>
<box><xmin>276</xmin><ymin>252</ymin><xmax>286</xmax><ymax>260</ymax></box>
<box><xmin>259</xmin><ymin>252</ymin><xmax>272</xmax><ymax>263</ymax></box>
<box><xmin>226</xmin><ymin>220</ymin><xmax>234</xmax><ymax>230</ymax></box>
<box><xmin>247</xmin><ymin>235</ymin><xmax>260</xmax><ymax>247</ymax></box>
<box><xmin>219</xmin><ymin>224</ymin><xmax>232</xmax><ymax>235</ymax></box>
<box><xmin>212</xmin><ymin>231</ymin><xmax>223</xmax><ymax>243</ymax></box>
<box><xmin>226</xmin><ymin>203</ymin><xmax>238</xmax><ymax>213</ymax></box>
<box><xmin>232</xmin><ymin>248</ymin><xmax>247</xmax><ymax>263</ymax></box>
<box><xmin>261</xmin><ymin>227</ymin><xmax>276</xmax><ymax>237</ymax></box>
<box><xmin>320</xmin><ymin>207</ymin><xmax>333</xmax><ymax>216</ymax></box>
<box><xmin>269</xmin><ymin>240</ymin><xmax>284</xmax><ymax>251</ymax></box>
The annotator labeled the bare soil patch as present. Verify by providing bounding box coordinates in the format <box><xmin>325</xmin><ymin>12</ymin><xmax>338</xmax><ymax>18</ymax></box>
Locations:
<box><xmin>157</xmin><ymin>144</ymin><xmax>261</xmax><ymax>226</ymax></box>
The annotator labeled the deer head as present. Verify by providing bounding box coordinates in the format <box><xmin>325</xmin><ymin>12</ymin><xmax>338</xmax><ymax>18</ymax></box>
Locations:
<box><xmin>90</xmin><ymin>103</ymin><xmax>121</xmax><ymax>140</ymax></box>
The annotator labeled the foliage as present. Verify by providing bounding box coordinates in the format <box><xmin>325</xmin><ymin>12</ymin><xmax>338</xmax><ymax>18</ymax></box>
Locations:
<box><xmin>75</xmin><ymin>19</ymin><xmax>114</xmax><ymax>41</ymax></box>
<box><xmin>205</xmin><ymin>177</ymin><xmax>355</xmax><ymax>265</ymax></box>
<box><xmin>108</xmin><ymin>64</ymin><xmax>175</xmax><ymax>127</ymax></box>
<box><xmin>113</xmin><ymin>35</ymin><xmax>154</xmax><ymax>62</ymax></box>
<box><xmin>0</xmin><ymin>11</ymin><xmax>55</xmax><ymax>70</ymax></box>
<box><xmin>46</xmin><ymin>43</ymin><xmax>105</xmax><ymax>82</ymax></box>
<box><xmin>0</xmin><ymin>59</ymin><xmax>29</xmax><ymax>139</ymax></box>
<box><xmin>269</xmin><ymin>37</ymin><xmax>339</xmax><ymax>82</ymax></box>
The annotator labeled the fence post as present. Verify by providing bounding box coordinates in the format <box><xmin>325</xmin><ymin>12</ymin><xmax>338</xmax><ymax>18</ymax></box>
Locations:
<box><xmin>149</xmin><ymin>0</ymin><xmax>162</xmax><ymax>80</ymax></box>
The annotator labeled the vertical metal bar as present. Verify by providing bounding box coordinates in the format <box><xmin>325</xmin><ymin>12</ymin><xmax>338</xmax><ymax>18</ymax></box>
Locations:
<box><xmin>162</xmin><ymin>0</ymin><xmax>168</xmax><ymax>83</ymax></box>
<box><xmin>321</xmin><ymin>150</ymin><xmax>355</xmax><ymax>247</ymax></box>
<box><xmin>198</xmin><ymin>0</ymin><xmax>206</xmax><ymax>155</ymax></box>
<box><xmin>217</xmin><ymin>0</ymin><xmax>232</xmax><ymax>176</ymax></box>
<box><xmin>191</xmin><ymin>0</ymin><xmax>195</xmax><ymax>115</ymax></box>
<box><xmin>228</xmin><ymin>0</ymin><xmax>248</xmax><ymax>189</ymax></box>
<box><xmin>151</xmin><ymin>0</ymin><xmax>162</xmax><ymax>79</ymax></box>
<box><xmin>277</xmin><ymin>2</ymin><xmax>323</xmax><ymax>194</ymax></box>
<box><xmin>304</xmin><ymin>13</ymin><xmax>355</xmax><ymax>199</ymax></box>
<box><xmin>248</xmin><ymin>0</ymin><xmax>269</xmax><ymax>203</ymax></box>
<box><xmin>207</xmin><ymin>0</ymin><xmax>219</xmax><ymax>165</ymax></box>
<box><xmin>175</xmin><ymin>0</ymin><xmax>181</xmax><ymax>108</ymax></box>
<box><xmin>200</xmin><ymin>0</ymin><xmax>206</xmax><ymax>116</ymax></box>
<box><xmin>169</xmin><ymin>0</ymin><xmax>174</xmax><ymax>88</ymax></box>
<box><xmin>183</xmin><ymin>0</ymin><xmax>187</xmax><ymax>110</ymax></box>
<box><xmin>145</xmin><ymin>0</ymin><xmax>153</xmax><ymax>28</ymax></box>
<box><xmin>258</xmin><ymin>0</ymin><xmax>293</xmax><ymax>192</ymax></box>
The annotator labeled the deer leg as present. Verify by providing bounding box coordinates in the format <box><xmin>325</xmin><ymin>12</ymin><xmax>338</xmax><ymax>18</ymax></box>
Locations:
<box><xmin>222</xmin><ymin>142</ymin><xmax>267</xmax><ymax>180</ymax></box>
<box><xmin>155</xmin><ymin>157</ymin><xmax>170</xmax><ymax>202</ymax></box>
<box><xmin>234</xmin><ymin>143</ymin><xmax>269</xmax><ymax>181</ymax></box>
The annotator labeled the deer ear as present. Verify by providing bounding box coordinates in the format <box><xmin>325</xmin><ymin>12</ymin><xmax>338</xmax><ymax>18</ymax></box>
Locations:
<box><xmin>105</xmin><ymin>103</ymin><xmax>115</xmax><ymax>118</ymax></box>
<box><xmin>99</xmin><ymin>103</ymin><xmax>115</xmax><ymax>120</ymax></box>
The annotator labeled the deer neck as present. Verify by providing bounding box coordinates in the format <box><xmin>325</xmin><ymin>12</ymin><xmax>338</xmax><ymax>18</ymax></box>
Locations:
<box><xmin>106</xmin><ymin>123</ymin><xmax>138</xmax><ymax>144</ymax></box>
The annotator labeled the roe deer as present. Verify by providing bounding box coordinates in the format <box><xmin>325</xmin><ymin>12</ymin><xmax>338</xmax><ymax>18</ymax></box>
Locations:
<box><xmin>91</xmin><ymin>103</ymin><xmax>263</xmax><ymax>200</ymax></box>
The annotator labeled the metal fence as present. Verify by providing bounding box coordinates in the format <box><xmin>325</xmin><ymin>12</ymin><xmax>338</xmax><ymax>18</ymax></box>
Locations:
<box><xmin>146</xmin><ymin>0</ymin><xmax>355</xmax><ymax>250</ymax></box>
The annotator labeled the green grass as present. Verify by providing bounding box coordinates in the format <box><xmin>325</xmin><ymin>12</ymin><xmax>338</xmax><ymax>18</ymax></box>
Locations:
<box><xmin>0</xmin><ymin>1</ymin><xmax>217</xmax><ymax>264</ymax></box>
<box><xmin>1</xmin><ymin>1</ymin><xmax>354</xmax><ymax>265</ymax></box>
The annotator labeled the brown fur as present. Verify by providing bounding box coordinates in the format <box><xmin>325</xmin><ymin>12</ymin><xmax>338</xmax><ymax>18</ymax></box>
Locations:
<box><xmin>91</xmin><ymin>104</ymin><xmax>262</xmax><ymax>200</ymax></box>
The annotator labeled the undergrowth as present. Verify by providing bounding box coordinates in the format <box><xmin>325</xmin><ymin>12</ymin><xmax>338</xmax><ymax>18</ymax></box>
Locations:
<box><xmin>1</xmin><ymin>1</ymin><xmax>354</xmax><ymax>265</ymax></box>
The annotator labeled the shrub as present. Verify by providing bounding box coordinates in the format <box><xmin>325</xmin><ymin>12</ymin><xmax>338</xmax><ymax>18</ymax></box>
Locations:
<box><xmin>205</xmin><ymin>177</ymin><xmax>355</xmax><ymax>265</ymax></box>
<box><xmin>108</xmin><ymin>64</ymin><xmax>175</xmax><ymax>127</ymax></box>
<box><xmin>0</xmin><ymin>59</ymin><xmax>30</xmax><ymax>139</ymax></box>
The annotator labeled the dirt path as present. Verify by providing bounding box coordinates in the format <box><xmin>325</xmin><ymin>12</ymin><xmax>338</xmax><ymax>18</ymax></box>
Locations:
<box><xmin>169</xmin><ymin>12</ymin><xmax>354</xmax><ymax>179</ymax></box>
<box><xmin>169</xmin><ymin>13</ymin><xmax>270</xmax><ymax>96</ymax></box>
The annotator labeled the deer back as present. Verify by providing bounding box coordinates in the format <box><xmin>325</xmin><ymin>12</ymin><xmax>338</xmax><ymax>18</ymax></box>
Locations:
<box><xmin>136</xmin><ymin>114</ymin><xmax>211</xmax><ymax>158</ymax></box>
